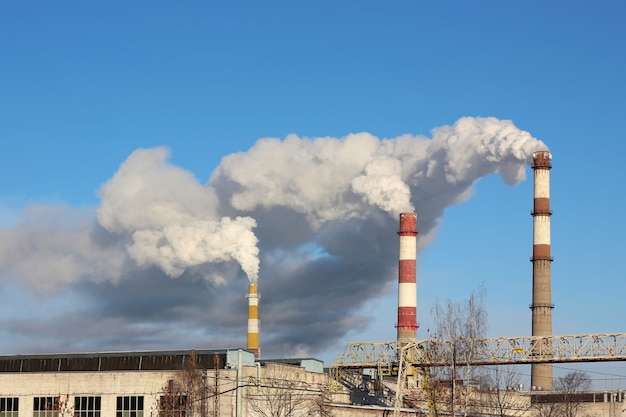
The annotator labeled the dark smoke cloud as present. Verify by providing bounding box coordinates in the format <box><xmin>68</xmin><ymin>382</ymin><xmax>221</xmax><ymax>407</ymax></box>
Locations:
<box><xmin>0</xmin><ymin>117</ymin><xmax>546</xmax><ymax>358</ymax></box>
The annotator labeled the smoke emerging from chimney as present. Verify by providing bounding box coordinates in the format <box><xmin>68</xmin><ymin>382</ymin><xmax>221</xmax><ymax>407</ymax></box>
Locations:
<box><xmin>92</xmin><ymin>117</ymin><xmax>544</xmax><ymax>286</ymax></box>
<box><xmin>97</xmin><ymin>147</ymin><xmax>261</xmax><ymax>282</ymax></box>
<box><xmin>0</xmin><ymin>116</ymin><xmax>547</xmax><ymax>355</ymax></box>
<box><xmin>2</xmin><ymin>117</ymin><xmax>545</xmax><ymax>290</ymax></box>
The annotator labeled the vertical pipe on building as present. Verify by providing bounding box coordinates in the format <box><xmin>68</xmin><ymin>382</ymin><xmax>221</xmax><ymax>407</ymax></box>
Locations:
<box><xmin>247</xmin><ymin>283</ymin><xmax>260</xmax><ymax>359</ymax></box>
<box><xmin>397</xmin><ymin>212</ymin><xmax>419</xmax><ymax>342</ymax></box>
<box><xmin>530</xmin><ymin>150</ymin><xmax>554</xmax><ymax>390</ymax></box>
<box><xmin>236</xmin><ymin>349</ymin><xmax>243</xmax><ymax>417</ymax></box>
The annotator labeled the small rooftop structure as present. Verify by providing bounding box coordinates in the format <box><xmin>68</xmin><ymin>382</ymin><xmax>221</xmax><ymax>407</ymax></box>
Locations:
<box><xmin>258</xmin><ymin>357</ymin><xmax>324</xmax><ymax>373</ymax></box>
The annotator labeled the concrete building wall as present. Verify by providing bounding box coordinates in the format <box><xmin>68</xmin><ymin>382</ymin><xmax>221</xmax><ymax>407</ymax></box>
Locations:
<box><xmin>0</xmin><ymin>369</ymin><xmax>238</xmax><ymax>416</ymax></box>
<box><xmin>580</xmin><ymin>397</ymin><xmax>623</xmax><ymax>417</ymax></box>
<box><xmin>0</xmin><ymin>362</ymin><xmax>331</xmax><ymax>417</ymax></box>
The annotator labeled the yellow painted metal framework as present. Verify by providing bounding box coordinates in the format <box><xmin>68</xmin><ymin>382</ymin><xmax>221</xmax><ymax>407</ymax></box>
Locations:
<box><xmin>332</xmin><ymin>333</ymin><xmax>626</xmax><ymax>370</ymax></box>
<box><xmin>328</xmin><ymin>333</ymin><xmax>626</xmax><ymax>416</ymax></box>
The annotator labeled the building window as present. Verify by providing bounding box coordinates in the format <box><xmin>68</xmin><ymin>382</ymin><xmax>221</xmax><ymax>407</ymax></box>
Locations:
<box><xmin>34</xmin><ymin>397</ymin><xmax>60</xmax><ymax>417</ymax></box>
<box><xmin>159</xmin><ymin>395</ymin><xmax>187</xmax><ymax>417</ymax></box>
<box><xmin>74</xmin><ymin>396</ymin><xmax>101</xmax><ymax>417</ymax></box>
<box><xmin>0</xmin><ymin>397</ymin><xmax>19</xmax><ymax>417</ymax></box>
<box><xmin>116</xmin><ymin>396</ymin><xmax>144</xmax><ymax>417</ymax></box>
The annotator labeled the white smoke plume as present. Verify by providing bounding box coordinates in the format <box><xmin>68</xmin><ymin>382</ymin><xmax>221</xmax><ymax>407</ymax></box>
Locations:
<box><xmin>0</xmin><ymin>205</ymin><xmax>126</xmax><ymax>292</ymax></box>
<box><xmin>211</xmin><ymin>116</ymin><xmax>545</xmax><ymax>234</ymax></box>
<box><xmin>97</xmin><ymin>147</ymin><xmax>260</xmax><ymax>282</ymax></box>
<box><xmin>0</xmin><ymin>116</ymin><xmax>547</xmax><ymax>357</ymax></box>
<box><xmin>0</xmin><ymin>117</ymin><xmax>545</xmax><ymax>289</ymax></box>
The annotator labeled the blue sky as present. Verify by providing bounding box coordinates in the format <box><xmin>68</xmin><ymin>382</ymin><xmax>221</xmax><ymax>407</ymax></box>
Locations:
<box><xmin>1</xmin><ymin>1</ymin><xmax>625</xmax><ymax>388</ymax></box>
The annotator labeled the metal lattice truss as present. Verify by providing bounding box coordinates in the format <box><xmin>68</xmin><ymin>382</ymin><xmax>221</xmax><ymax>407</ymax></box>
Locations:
<box><xmin>330</xmin><ymin>334</ymin><xmax>626</xmax><ymax>417</ymax></box>
<box><xmin>332</xmin><ymin>333</ymin><xmax>626</xmax><ymax>372</ymax></box>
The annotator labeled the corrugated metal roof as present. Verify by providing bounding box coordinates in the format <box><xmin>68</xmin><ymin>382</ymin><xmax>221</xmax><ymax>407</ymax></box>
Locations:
<box><xmin>0</xmin><ymin>349</ymin><xmax>249</xmax><ymax>373</ymax></box>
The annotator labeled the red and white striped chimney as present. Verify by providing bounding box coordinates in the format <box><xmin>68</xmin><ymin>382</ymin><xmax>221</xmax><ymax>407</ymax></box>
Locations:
<box><xmin>397</xmin><ymin>212</ymin><xmax>418</xmax><ymax>342</ymax></box>
<box><xmin>530</xmin><ymin>150</ymin><xmax>553</xmax><ymax>390</ymax></box>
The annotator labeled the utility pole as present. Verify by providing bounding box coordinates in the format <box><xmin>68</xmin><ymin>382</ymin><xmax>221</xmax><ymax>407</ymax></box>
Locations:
<box><xmin>236</xmin><ymin>349</ymin><xmax>243</xmax><ymax>417</ymax></box>
<box><xmin>214</xmin><ymin>354</ymin><xmax>220</xmax><ymax>417</ymax></box>
<box><xmin>202</xmin><ymin>369</ymin><xmax>207</xmax><ymax>417</ymax></box>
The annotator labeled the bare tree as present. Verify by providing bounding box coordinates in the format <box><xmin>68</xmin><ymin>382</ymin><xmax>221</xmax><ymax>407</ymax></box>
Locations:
<box><xmin>476</xmin><ymin>366</ymin><xmax>529</xmax><ymax>417</ymax></box>
<box><xmin>310</xmin><ymin>389</ymin><xmax>334</xmax><ymax>417</ymax></box>
<box><xmin>554</xmin><ymin>371</ymin><xmax>591</xmax><ymax>417</ymax></box>
<box><xmin>37</xmin><ymin>394</ymin><xmax>73</xmax><ymax>417</ymax></box>
<box><xmin>428</xmin><ymin>286</ymin><xmax>488</xmax><ymax>417</ymax></box>
<box><xmin>418</xmin><ymin>339</ymin><xmax>452</xmax><ymax>417</ymax></box>
<box><xmin>532</xmin><ymin>371</ymin><xmax>591</xmax><ymax>417</ymax></box>
<box><xmin>159</xmin><ymin>351</ymin><xmax>208</xmax><ymax>417</ymax></box>
<box><xmin>533</xmin><ymin>400</ymin><xmax>563</xmax><ymax>417</ymax></box>
<box><xmin>245</xmin><ymin>364</ymin><xmax>332</xmax><ymax>417</ymax></box>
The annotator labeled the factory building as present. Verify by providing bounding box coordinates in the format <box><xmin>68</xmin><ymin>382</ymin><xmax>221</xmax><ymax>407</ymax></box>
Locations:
<box><xmin>4</xmin><ymin>149</ymin><xmax>621</xmax><ymax>417</ymax></box>
<box><xmin>0</xmin><ymin>349</ymin><xmax>327</xmax><ymax>417</ymax></box>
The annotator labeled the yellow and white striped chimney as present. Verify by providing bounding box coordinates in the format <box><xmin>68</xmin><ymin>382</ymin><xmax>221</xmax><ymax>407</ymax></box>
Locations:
<box><xmin>246</xmin><ymin>282</ymin><xmax>260</xmax><ymax>359</ymax></box>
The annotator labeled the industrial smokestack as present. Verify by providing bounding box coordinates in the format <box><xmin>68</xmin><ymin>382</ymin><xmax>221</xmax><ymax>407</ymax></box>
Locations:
<box><xmin>397</xmin><ymin>212</ymin><xmax>418</xmax><ymax>342</ymax></box>
<box><xmin>246</xmin><ymin>283</ymin><xmax>260</xmax><ymax>359</ymax></box>
<box><xmin>530</xmin><ymin>150</ymin><xmax>553</xmax><ymax>390</ymax></box>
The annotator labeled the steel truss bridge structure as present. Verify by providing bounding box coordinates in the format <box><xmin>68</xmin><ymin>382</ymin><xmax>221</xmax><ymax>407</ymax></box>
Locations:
<box><xmin>332</xmin><ymin>333</ymin><xmax>626</xmax><ymax>371</ymax></box>
<box><xmin>329</xmin><ymin>333</ymin><xmax>626</xmax><ymax>416</ymax></box>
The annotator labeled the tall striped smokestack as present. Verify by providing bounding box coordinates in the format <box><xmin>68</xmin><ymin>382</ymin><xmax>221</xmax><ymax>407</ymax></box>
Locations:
<box><xmin>397</xmin><ymin>212</ymin><xmax>418</xmax><ymax>342</ymax></box>
<box><xmin>530</xmin><ymin>150</ymin><xmax>553</xmax><ymax>390</ymax></box>
<box><xmin>246</xmin><ymin>282</ymin><xmax>260</xmax><ymax>359</ymax></box>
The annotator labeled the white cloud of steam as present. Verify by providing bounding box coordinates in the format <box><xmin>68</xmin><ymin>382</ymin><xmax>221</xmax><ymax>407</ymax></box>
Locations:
<box><xmin>214</xmin><ymin>133</ymin><xmax>393</xmax><ymax>227</ymax></box>
<box><xmin>125</xmin><ymin>217</ymin><xmax>259</xmax><ymax>281</ymax></box>
<box><xmin>211</xmin><ymin>116</ymin><xmax>546</xmax><ymax>231</ymax></box>
<box><xmin>0</xmin><ymin>205</ymin><xmax>126</xmax><ymax>292</ymax></box>
<box><xmin>0</xmin><ymin>116</ymin><xmax>548</xmax><ymax>357</ymax></box>
<box><xmin>97</xmin><ymin>148</ymin><xmax>260</xmax><ymax>281</ymax></box>
<box><xmin>97</xmin><ymin>147</ymin><xmax>220</xmax><ymax>232</ymax></box>
<box><xmin>430</xmin><ymin>116</ymin><xmax>540</xmax><ymax>185</ymax></box>
<box><xmin>92</xmin><ymin>116</ymin><xmax>545</xmax><ymax>285</ymax></box>
<box><xmin>0</xmin><ymin>117</ymin><xmax>545</xmax><ymax>291</ymax></box>
<box><xmin>351</xmin><ymin>157</ymin><xmax>413</xmax><ymax>214</ymax></box>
